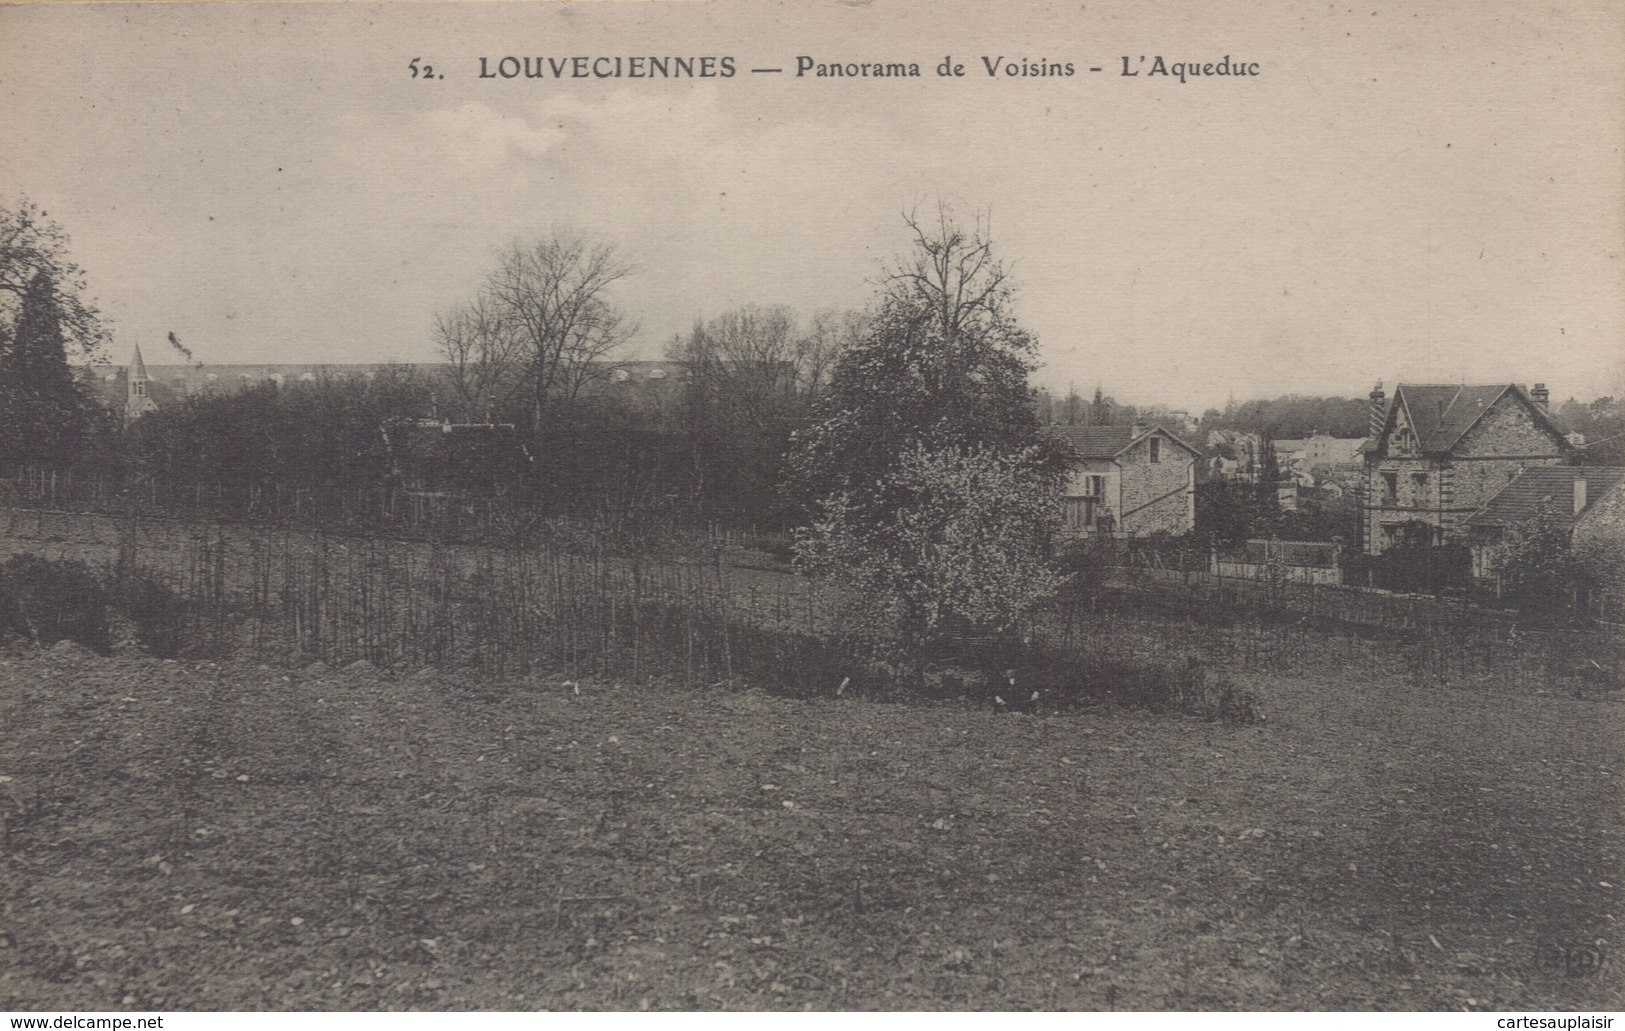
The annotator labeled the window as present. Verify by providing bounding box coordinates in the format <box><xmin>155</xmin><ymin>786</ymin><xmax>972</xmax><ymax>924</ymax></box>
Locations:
<box><xmin>1083</xmin><ymin>475</ymin><xmax>1105</xmax><ymax>498</ymax></box>
<box><xmin>1149</xmin><ymin>437</ymin><xmax>1161</xmax><ymax>463</ymax></box>
<box><xmin>1062</xmin><ymin>497</ymin><xmax>1089</xmax><ymax>528</ymax></box>
<box><xmin>1411</xmin><ymin>472</ymin><xmax>1428</xmax><ymax>489</ymax></box>
<box><xmin>1381</xmin><ymin>472</ymin><xmax>1398</xmax><ymax>498</ymax></box>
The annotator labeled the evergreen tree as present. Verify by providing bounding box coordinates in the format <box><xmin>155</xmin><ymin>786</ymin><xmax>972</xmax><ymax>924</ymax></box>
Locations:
<box><xmin>0</xmin><ymin>270</ymin><xmax>102</xmax><ymax>469</ymax></box>
<box><xmin>1253</xmin><ymin>430</ymin><xmax>1283</xmax><ymax>537</ymax></box>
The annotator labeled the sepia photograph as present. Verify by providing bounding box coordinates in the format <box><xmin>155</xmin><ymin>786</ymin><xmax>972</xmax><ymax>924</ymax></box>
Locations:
<box><xmin>1</xmin><ymin>0</ymin><xmax>1622</xmax><ymax>1015</ymax></box>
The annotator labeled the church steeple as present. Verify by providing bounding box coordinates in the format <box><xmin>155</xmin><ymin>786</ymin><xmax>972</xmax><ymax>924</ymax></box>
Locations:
<box><xmin>125</xmin><ymin>344</ymin><xmax>157</xmax><ymax>422</ymax></box>
<box><xmin>129</xmin><ymin>344</ymin><xmax>148</xmax><ymax>391</ymax></box>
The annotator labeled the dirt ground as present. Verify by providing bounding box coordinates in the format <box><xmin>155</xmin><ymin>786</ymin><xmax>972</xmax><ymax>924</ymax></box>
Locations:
<box><xmin>2</xmin><ymin>642</ymin><xmax>1621</xmax><ymax>1011</ymax></box>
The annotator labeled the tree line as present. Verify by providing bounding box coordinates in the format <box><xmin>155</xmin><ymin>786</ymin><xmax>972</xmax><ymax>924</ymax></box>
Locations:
<box><xmin>0</xmin><ymin>196</ymin><xmax>1074</xmax><ymax>670</ymax></box>
<box><xmin>7</xmin><ymin>194</ymin><xmax>1619</xmax><ymax>639</ymax></box>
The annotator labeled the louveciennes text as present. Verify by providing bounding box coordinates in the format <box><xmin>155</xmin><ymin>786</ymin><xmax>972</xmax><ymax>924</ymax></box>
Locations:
<box><xmin>457</xmin><ymin>55</ymin><xmax>1263</xmax><ymax>82</ymax></box>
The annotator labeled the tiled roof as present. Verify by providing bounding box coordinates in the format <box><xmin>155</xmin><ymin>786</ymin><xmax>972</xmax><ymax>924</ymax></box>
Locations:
<box><xmin>1047</xmin><ymin>424</ymin><xmax>1200</xmax><ymax>461</ymax></box>
<box><xmin>1395</xmin><ymin>384</ymin><xmax>1515</xmax><ymax>452</ymax></box>
<box><xmin>1385</xmin><ymin>383</ymin><xmax>1568</xmax><ymax>455</ymax></box>
<box><xmin>1467</xmin><ymin>466</ymin><xmax>1625</xmax><ymax>527</ymax></box>
<box><xmin>1049</xmin><ymin>425</ymin><xmax>1136</xmax><ymax>459</ymax></box>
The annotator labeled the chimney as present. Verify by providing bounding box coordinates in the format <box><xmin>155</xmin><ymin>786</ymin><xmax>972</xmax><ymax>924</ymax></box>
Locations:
<box><xmin>1574</xmin><ymin>474</ymin><xmax>1587</xmax><ymax>517</ymax></box>
<box><xmin>1531</xmin><ymin>382</ymin><xmax>1549</xmax><ymax>412</ymax></box>
<box><xmin>1368</xmin><ymin>382</ymin><xmax>1386</xmax><ymax>439</ymax></box>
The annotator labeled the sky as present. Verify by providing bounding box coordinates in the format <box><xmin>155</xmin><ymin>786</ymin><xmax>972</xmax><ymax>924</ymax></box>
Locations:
<box><xmin>2</xmin><ymin>0</ymin><xmax>1622</xmax><ymax>412</ymax></box>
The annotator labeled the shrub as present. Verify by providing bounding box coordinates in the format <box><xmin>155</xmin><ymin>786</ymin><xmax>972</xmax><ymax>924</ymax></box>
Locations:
<box><xmin>0</xmin><ymin>555</ymin><xmax>109</xmax><ymax>650</ymax></box>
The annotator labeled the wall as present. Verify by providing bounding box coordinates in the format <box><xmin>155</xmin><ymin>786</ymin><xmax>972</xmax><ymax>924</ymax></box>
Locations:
<box><xmin>1117</xmin><ymin>432</ymin><xmax>1194</xmax><ymax>535</ymax></box>
<box><xmin>1573</xmin><ymin>483</ymin><xmax>1625</xmax><ymax>595</ymax></box>
<box><xmin>1447</xmin><ymin>397</ymin><xmax>1567</xmax><ymax>525</ymax></box>
<box><xmin>1060</xmin><ymin>459</ymin><xmax>1118</xmax><ymax>534</ymax></box>
<box><xmin>1210</xmin><ymin>558</ymin><xmax>1342</xmax><ymax>585</ymax></box>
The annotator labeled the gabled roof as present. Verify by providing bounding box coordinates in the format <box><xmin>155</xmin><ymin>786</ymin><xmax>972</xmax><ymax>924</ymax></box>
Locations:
<box><xmin>1048</xmin><ymin>424</ymin><xmax>1200</xmax><ymax>462</ymax></box>
<box><xmin>1050</xmin><ymin>425</ymin><xmax>1135</xmax><ymax>459</ymax></box>
<box><xmin>1397</xmin><ymin>384</ymin><xmax>1511</xmax><ymax>452</ymax></box>
<box><xmin>1467</xmin><ymin>466</ymin><xmax>1625</xmax><ymax>528</ymax></box>
<box><xmin>1371</xmin><ymin>383</ymin><xmax>1570</xmax><ymax>456</ymax></box>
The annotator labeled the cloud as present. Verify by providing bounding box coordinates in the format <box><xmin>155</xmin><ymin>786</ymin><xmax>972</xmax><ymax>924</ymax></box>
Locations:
<box><xmin>423</xmin><ymin>102</ymin><xmax>567</xmax><ymax>169</ymax></box>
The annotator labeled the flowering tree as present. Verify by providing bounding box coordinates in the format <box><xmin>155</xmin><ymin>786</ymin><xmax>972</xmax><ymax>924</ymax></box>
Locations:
<box><xmin>790</xmin><ymin>204</ymin><xmax>1069</xmax><ymax>675</ymax></box>
<box><xmin>797</xmin><ymin>442</ymin><xmax>1066</xmax><ymax>669</ymax></box>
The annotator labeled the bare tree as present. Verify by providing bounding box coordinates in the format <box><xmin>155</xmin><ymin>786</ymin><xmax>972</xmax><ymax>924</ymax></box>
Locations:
<box><xmin>881</xmin><ymin>201</ymin><xmax>1033</xmax><ymax>401</ymax></box>
<box><xmin>669</xmin><ymin>304</ymin><xmax>799</xmax><ymax>425</ymax></box>
<box><xmin>797</xmin><ymin>306</ymin><xmax>868</xmax><ymax>402</ymax></box>
<box><xmin>436</xmin><ymin>232</ymin><xmax>635</xmax><ymax>429</ymax></box>
<box><xmin>436</xmin><ymin>292</ymin><xmax>524</xmax><ymax>421</ymax></box>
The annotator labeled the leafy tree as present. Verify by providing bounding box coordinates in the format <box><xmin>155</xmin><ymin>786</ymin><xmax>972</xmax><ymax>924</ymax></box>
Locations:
<box><xmin>131</xmin><ymin>368</ymin><xmax>437</xmax><ymax>499</ymax></box>
<box><xmin>1557</xmin><ymin>396</ymin><xmax>1625</xmax><ymax>463</ymax></box>
<box><xmin>790</xmin><ymin>204</ymin><xmax>1067</xmax><ymax>516</ymax></box>
<box><xmin>1195</xmin><ymin>479</ymin><xmax>1258</xmax><ymax>550</ymax></box>
<box><xmin>790</xmin><ymin>205</ymin><xmax>1069</xmax><ymax>674</ymax></box>
<box><xmin>0</xmin><ymin>199</ymin><xmax>108</xmax><ymax>363</ymax></box>
<box><xmin>1197</xmin><ymin>394</ymin><xmax>1370</xmax><ymax>439</ymax></box>
<box><xmin>1498</xmin><ymin>502</ymin><xmax>1579</xmax><ymax>616</ymax></box>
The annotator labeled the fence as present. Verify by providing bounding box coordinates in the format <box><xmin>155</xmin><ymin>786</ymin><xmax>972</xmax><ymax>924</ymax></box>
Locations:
<box><xmin>3</xmin><ymin>504</ymin><xmax>1618</xmax><ymax>704</ymax></box>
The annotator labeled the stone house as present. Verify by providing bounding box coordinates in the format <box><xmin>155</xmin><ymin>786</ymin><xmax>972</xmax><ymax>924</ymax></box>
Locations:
<box><xmin>1050</xmin><ymin>425</ymin><xmax>1199</xmax><ymax>536</ymax></box>
<box><xmin>1466</xmin><ymin>466</ymin><xmax>1625</xmax><ymax>582</ymax></box>
<box><xmin>1359</xmin><ymin>382</ymin><xmax>1576</xmax><ymax>555</ymax></box>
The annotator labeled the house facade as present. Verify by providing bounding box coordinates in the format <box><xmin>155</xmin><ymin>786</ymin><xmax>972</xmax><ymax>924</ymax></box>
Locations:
<box><xmin>1360</xmin><ymin>382</ymin><xmax>1576</xmax><ymax>555</ymax></box>
<box><xmin>1051</xmin><ymin>425</ymin><xmax>1199</xmax><ymax>536</ymax></box>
